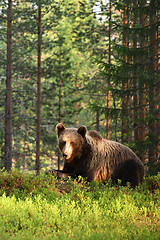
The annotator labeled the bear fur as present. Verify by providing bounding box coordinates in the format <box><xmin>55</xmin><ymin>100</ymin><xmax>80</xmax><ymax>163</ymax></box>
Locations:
<box><xmin>53</xmin><ymin>123</ymin><xmax>144</xmax><ymax>187</ymax></box>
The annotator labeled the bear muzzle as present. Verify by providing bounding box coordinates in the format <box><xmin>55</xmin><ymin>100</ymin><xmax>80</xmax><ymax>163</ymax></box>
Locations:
<box><xmin>62</xmin><ymin>152</ymin><xmax>72</xmax><ymax>162</ymax></box>
<box><xmin>63</xmin><ymin>152</ymin><xmax>68</xmax><ymax>158</ymax></box>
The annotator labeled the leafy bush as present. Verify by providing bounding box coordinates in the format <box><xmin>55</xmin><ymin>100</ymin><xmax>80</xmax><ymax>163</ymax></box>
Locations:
<box><xmin>0</xmin><ymin>169</ymin><xmax>57</xmax><ymax>201</ymax></box>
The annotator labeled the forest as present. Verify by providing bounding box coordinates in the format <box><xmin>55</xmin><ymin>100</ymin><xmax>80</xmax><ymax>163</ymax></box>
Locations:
<box><xmin>0</xmin><ymin>1</ymin><xmax>160</xmax><ymax>239</ymax></box>
<box><xmin>0</xmin><ymin>0</ymin><xmax>160</xmax><ymax>174</ymax></box>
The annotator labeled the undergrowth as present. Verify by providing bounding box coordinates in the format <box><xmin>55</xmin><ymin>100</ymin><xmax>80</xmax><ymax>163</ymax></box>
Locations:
<box><xmin>0</xmin><ymin>169</ymin><xmax>160</xmax><ymax>240</ymax></box>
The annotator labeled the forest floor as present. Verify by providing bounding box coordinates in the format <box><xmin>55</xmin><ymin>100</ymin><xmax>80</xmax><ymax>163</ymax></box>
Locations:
<box><xmin>0</xmin><ymin>169</ymin><xmax>160</xmax><ymax>240</ymax></box>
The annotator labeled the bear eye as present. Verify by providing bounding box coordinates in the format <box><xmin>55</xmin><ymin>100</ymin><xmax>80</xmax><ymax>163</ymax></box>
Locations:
<box><xmin>70</xmin><ymin>142</ymin><xmax>75</xmax><ymax>146</ymax></box>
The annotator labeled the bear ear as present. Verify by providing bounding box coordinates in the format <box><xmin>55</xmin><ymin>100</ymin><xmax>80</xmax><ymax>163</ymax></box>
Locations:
<box><xmin>77</xmin><ymin>125</ymin><xmax>87</xmax><ymax>138</ymax></box>
<box><xmin>56</xmin><ymin>123</ymin><xmax>65</xmax><ymax>136</ymax></box>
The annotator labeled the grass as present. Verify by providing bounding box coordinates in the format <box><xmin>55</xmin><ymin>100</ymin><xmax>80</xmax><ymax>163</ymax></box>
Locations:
<box><xmin>0</xmin><ymin>169</ymin><xmax>160</xmax><ymax>240</ymax></box>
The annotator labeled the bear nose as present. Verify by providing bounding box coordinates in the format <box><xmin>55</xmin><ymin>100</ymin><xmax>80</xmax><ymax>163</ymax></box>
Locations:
<box><xmin>63</xmin><ymin>152</ymin><xmax>67</xmax><ymax>158</ymax></box>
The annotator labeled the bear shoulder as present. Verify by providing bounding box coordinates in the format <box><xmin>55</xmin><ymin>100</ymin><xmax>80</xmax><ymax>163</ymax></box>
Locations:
<box><xmin>87</xmin><ymin>130</ymin><xmax>103</xmax><ymax>141</ymax></box>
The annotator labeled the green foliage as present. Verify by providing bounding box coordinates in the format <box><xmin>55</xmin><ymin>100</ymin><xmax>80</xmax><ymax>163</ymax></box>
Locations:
<box><xmin>0</xmin><ymin>170</ymin><xmax>160</xmax><ymax>239</ymax></box>
<box><xmin>0</xmin><ymin>169</ymin><xmax>57</xmax><ymax>200</ymax></box>
<box><xmin>0</xmin><ymin>0</ymin><xmax>159</xmax><ymax>172</ymax></box>
<box><xmin>0</xmin><ymin>0</ymin><xmax>100</xmax><ymax>168</ymax></box>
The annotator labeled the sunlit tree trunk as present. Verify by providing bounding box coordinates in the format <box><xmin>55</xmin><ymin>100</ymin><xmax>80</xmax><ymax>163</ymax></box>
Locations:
<box><xmin>5</xmin><ymin>0</ymin><xmax>12</xmax><ymax>171</ymax></box>
<box><xmin>106</xmin><ymin>0</ymin><xmax>111</xmax><ymax>140</ymax></box>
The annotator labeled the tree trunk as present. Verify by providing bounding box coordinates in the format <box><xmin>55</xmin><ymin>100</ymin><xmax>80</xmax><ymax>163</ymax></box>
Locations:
<box><xmin>5</xmin><ymin>0</ymin><xmax>12</xmax><ymax>171</ymax></box>
<box><xmin>121</xmin><ymin>4</ymin><xmax>129</xmax><ymax>144</ymax></box>
<box><xmin>96</xmin><ymin>110</ymin><xmax>100</xmax><ymax>132</ymax></box>
<box><xmin>106</xmin><ymin>0</ymin><xmax>111</xmax><ymax>140</ymax></box>
<box><xmin>138</xmin><ymin>0</ymin><xmax>146</xmax><ymax>163</ymax></box>
<box><xmin>148</xmin><ymin>0</ymin><xmax>159</xmax><ymax>164</ymax></box>
<box><xmin>132</xmin><ymin>0</ymin><xmax>138</xmax><ymax>144</ymax></box>
<box><xmin>36</xmin><ymin>1</ymin><xmax>41</xmax><ymax>174</ymax></box>
<box><xmin>58</xmin><ymin>77</ymin><xmax>62</xmax><ymax>171</ymax></box>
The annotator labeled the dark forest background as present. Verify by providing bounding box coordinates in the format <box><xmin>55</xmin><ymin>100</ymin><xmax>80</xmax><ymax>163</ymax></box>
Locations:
<box><xmin>0</xmin><ymin>0</ymin><xmax>159</xmax><ymax>174</ymax></box>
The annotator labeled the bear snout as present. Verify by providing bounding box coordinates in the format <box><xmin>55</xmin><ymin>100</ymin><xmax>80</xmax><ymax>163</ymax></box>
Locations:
<box><xmin>63</xmin><ymin>152</ymin><xmax>68</xmax><ymax>158</ymax></box>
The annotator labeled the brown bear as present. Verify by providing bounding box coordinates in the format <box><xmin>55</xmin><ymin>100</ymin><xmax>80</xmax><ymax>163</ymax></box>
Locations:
<box><xmin>53</xmin><ymin>123</ymin><xmax>144</xmax><ymax>187</ymax></box>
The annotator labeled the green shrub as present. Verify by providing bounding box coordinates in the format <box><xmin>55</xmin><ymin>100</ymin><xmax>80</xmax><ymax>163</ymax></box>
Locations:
<box><xmin>0</xmin><ymin>170</ymin><xmax>160</xmax><ymax>239</ymax></box>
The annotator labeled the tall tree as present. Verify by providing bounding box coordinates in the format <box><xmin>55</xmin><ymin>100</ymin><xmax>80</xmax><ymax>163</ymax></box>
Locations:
<box><xmin>148</xmin><ymin>0</ymin><xmax>159</xmax><ymax>165</ymax></box>
<box><xmin>36</xmin><ymin>0</ymin><xmax>42</xmax><ymax>174</ymax></box>
<box><xmin>121</xmin><ymin>2</ymin><xmax>129</xmax><ymax>144</ymax></box>
<box><xmin>106</xmin><ymin>0</ymin><xmax>111</xmax><ymax>140</ymax></box>
<box><xmin>132</xmin><ymin>0</ymin><xmax>139</xmax><ymax>147</ymax></box>
<box><xmin>138</xmin><ymin>0</ymin><xmax>146</xmax><ymax>162</ymax></box>
<box><xmin>5</xmin><ymin>0</ymin><xmax>12</xmax><ymax>170</ymax></box>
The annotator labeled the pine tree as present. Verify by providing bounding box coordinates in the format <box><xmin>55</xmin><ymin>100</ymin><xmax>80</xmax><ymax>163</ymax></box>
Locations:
<box><xmin>5</xmin><ymin>0</ymin><xmax>12</xmax><ymax>170</ymax></box>
<box><xmin>148</xmin><ymin>0</ymin><xmax>159</xmax><ymax>168</ymax></box>
<box><xmin>36</xmin><ymin>0</ymin><xmax>41</xmax><ymax>174</ymax></box>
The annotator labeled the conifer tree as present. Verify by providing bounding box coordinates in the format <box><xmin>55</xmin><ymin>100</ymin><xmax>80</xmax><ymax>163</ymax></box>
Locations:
<box><xmin>5</xmin><ymin>0</ymin><xmax>12</xmax><ymax>170</ymax></box>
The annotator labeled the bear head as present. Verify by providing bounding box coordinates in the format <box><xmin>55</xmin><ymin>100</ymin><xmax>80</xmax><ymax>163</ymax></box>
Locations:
<box><xmin>56</xmin><ymin>123</ymin><xmax>87</xmax><ymax>163</ymax></box>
